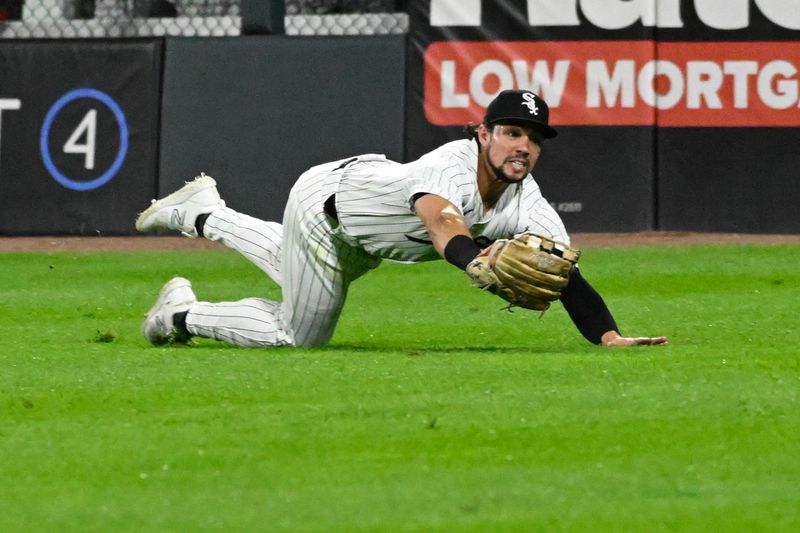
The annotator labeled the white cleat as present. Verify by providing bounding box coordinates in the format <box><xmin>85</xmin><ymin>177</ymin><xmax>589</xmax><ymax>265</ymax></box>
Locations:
<box><xmin>143</xmin><ymin>277</ymin><xmax>197</xmax><ymax>345</ymax></box>
<box><xmin>135</xmin><ymin>173</ymin><xmax>224</xmax><ymax>238</ymax></box>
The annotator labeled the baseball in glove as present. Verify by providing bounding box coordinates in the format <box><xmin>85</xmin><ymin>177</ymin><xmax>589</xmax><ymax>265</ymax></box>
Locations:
<box><xmin>465</xmin><ymin>233</ymin><xmax>580</xmax><ymax>311</ymax></box>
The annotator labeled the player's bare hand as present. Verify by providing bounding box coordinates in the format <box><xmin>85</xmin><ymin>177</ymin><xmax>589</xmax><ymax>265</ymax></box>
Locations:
<box><xmin>600</xmin><ymin>331</ymin><xmax>668</xmax><ymax>347</ymax></box>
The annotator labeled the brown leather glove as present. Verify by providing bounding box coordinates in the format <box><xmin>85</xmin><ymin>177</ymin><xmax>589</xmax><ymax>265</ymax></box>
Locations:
<box><xmin>465</xmin><ymin>233</ymin><xmax>580</xmax><ymax>311</ymax></box>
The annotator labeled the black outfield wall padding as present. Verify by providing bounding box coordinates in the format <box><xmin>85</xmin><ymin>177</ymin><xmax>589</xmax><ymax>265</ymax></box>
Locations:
<box><xmin>532</xmin><ymin>126</ymin><xmax>655</xmax><ymax>233</ymax></box>
<box><xmin>160</xmin><ymin>35</ymin><xmax>406</xmax><ymax>224</ymax></box>
<box><xmin>0</xmin><ymin>40</ymin><xmax>161</xmax><ymax>235</ymax></box>
<box><xmin>657</xmin><ymin>128</ymin><xmax>800</xmax><ymax>234</ymax></box>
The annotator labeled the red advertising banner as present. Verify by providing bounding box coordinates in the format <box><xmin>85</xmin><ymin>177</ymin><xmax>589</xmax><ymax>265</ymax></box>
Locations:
<box><xmin>424</xmin><ymin>41</ymin><xmax>800</xmax><ymax>127</ymax></box>
<box><xmin>408</xmin><ymin>0</ymin><xmax>800</xmax><ymax>232</ymax></box>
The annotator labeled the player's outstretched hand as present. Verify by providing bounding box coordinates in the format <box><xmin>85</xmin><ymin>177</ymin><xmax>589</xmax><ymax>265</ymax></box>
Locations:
<box><xmin>601</xmin><ymin>331</ymin><xmax>668</xmax><ymax>347</ymax></box>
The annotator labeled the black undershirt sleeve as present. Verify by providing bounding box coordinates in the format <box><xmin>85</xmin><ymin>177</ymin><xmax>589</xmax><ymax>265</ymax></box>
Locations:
<box><xmin>444</xmin><ymin>235</ymin><xmax>482</xmax><ymax>270</ymax></box>
<box><xmin>559</xmin><ymin>267</ymin><xmax>619</xmax><ymax>345</ymax></box>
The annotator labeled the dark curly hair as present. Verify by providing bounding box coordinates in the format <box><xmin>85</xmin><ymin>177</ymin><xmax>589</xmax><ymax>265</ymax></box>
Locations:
<box><xmin>463</xmin><ymin>122</ymin><xmax>495</xmax><ymax>143</ymax></box>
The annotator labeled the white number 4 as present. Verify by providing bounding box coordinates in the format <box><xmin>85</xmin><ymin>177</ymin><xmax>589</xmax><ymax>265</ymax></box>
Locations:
<box><xmin>63</xmin><ymin>109</ymin><xmax>97</xmax><ymax>170</ymax></box>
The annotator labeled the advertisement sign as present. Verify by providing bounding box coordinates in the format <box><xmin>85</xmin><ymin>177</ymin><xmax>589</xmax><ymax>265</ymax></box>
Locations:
<box><xmin>407</xmin><ymin>0</ymin><xmax>800</xmax><ymax>232</ymax></box>
<box><xmin>0</xmin><ymin>40</ymin><xmax>161</xmax><ymax>235</ymax></box>
<box><xmin>423</xmin><ymin>40</ymin><xmax>800</xmax><ymax>127</ymax></box>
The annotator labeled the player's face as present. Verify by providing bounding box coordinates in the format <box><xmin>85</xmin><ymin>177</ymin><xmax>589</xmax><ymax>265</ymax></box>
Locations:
<box><xmin>479</xmin><ymin>124</ymin><xmax>543</xmax><ymax>183</ymax></box>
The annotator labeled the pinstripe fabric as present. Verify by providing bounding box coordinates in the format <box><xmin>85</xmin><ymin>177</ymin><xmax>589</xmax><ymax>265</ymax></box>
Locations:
<box><xmin>203</xmin><ymin>207</ymin><xmax>284</xmax><ymax>285</ymax></box>
<box><xmin>186</xmin><ymin>159</ymin><xmax>380</xmax><ymax>347</ymax></box>
<box><xmin>335</xmin><ymin>140</ymin><xmax>569</xmax><ymax>264</ymax></box>
<box><xmin>183</xmin><ymin>140</ymin><xmax>568</xmax><ymax>348</ymax></box>
<box><xmin>188</xmin><ymin>298</ymin><xmax>291</xmax><ymax>347</ymax></box>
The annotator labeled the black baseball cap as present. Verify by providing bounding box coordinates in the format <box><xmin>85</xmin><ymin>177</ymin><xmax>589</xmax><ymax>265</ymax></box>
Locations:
<box><xmin>484</xmin><ymin>90</ymin><xmax>558</xmax><ymax>139</ymax></box>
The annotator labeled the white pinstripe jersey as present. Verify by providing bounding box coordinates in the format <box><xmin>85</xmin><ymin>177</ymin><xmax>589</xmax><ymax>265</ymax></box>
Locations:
<box><xmin>333</xmin><ymin>139</ymin><xmax>569</xmax><ymax>263</ymax></box>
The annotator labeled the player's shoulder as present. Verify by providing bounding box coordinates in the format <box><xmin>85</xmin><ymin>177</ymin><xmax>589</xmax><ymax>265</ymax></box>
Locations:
<box><xmin>518</xmin><ymin>173</ymin><xmax>543</xmax><ymax>195</ymax></box>
<box><xmin>436</xmin><ymin>138</ymin><xmax>477</xmax><ymax>158</ymax></box>
<box><xmin>415</xmin><ymin>139</ymin><xmax>477</xmax><ymax>167</ymax></box>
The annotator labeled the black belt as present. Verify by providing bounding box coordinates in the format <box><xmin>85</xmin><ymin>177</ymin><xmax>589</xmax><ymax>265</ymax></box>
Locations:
<box><xmin>324</xmin><ymin>194</ymin><xmax>338</xmax><ymax>221</ymax></box>
<box><xmin>324</xmin><ymin>157</ymin><xmax>357</xmax><ymax>222</ymax></box>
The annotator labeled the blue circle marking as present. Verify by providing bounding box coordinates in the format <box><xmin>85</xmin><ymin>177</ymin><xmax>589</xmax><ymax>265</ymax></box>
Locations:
<box><xmin>40</xmin><ymin>88</ymin><xmax>129</xmax><ymax>191</ymax></box>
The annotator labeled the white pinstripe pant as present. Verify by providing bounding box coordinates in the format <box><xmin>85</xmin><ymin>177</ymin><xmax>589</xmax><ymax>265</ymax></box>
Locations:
<box><xmin>184</xmin><ymin>162</ymin><xmax>380</xmax><ymax>347</ymax></box>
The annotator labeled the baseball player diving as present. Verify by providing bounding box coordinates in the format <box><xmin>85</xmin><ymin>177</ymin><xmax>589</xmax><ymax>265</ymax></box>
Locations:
<box><xmin>136</xmin><ymin>90</ymin><xmax>667</xmax><ymax>348</ymax></box>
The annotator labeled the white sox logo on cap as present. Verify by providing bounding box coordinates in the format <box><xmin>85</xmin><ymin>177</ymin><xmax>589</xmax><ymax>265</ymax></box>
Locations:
<box><xmin>483</xmin><ymin>89</ymin><xmax>557</xmax><ymax>138</ymax></box>
<box><xmin>521</xmin><ymin>93</ymin><xmax>539</xmax><ymax>116</ymax></box>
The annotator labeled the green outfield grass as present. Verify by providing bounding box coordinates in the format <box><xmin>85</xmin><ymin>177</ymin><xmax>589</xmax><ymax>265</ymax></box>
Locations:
<box><xmin>1</xmin><ymin>244</ymin><xmax>798</xmax><ymax>531</ymax></box>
